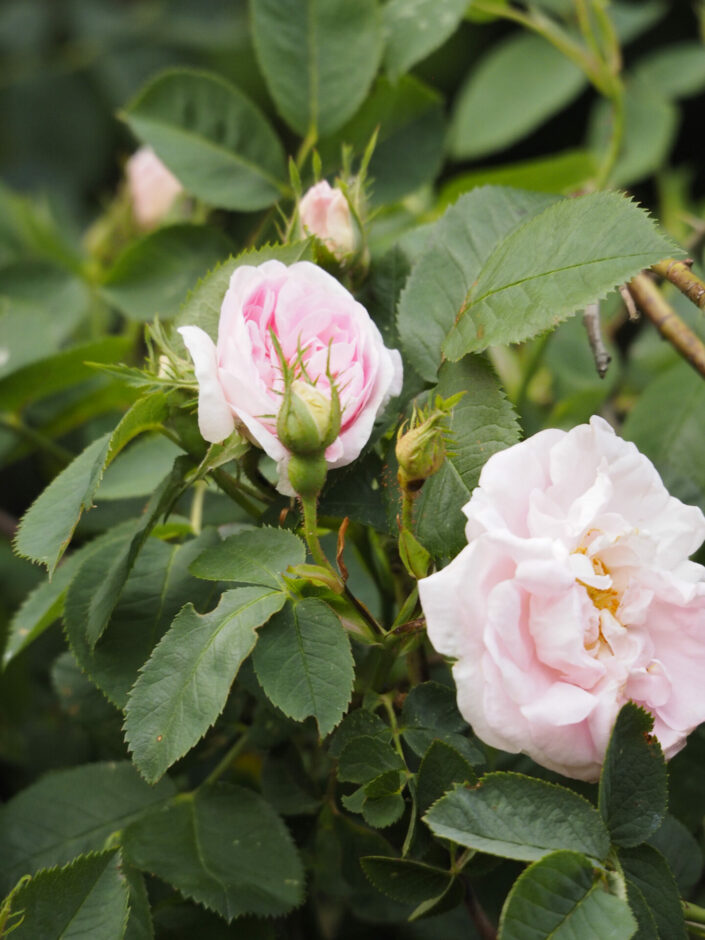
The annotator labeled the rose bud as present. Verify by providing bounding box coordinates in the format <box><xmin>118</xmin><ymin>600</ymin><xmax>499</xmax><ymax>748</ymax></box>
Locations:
<box><xmin>126</xmin><ymin>146</ymin><xmax>183</xmax><ymax>230</ymax></box>
<box><xmin>178</xmin><ymin>260</ymin><xmax>402</xmax><ymax>495</ymax></box>
<box><xmin>396</xmin><ymin>394</ymin><xmax>463</xmax><ymax>492</ymax></box>
<box><xmin>419</xmin><ymin>416</ymin><xmax>705</xmax><ymax>782</ymax></box>
<box><xmin>277</xmin><ymin>380</ymin><xmax>341</xmax><ymax>457</ymax></box>
<box><xmin>299</xmin><ymin>180</ymin><xmax>357</xmax><ymax>260</ymax></box>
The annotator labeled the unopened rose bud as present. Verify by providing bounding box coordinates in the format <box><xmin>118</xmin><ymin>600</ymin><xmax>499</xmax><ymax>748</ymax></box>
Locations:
<box><xmin>299</xmin><ymin>181</ymin><xmax>357</xmax><ymax>260</ymax></box>
<box><xmin>277</xmin><ymin>380</ymin><xmax>341</xmax><ymax>457</ymax></box>
<box><xmin>396</xmin><ymin>415</ymin><xmax>446</xmax><ymax>492</ymax></box>
<box><xmin>126</xmin><ymin>146</ymin><xmax>183</xmax><ymax>230</ymax></box>
<box><xmin>396</xmin><ymin>393</ymin><xmax>464</xmax><ymax>492</ymax></box>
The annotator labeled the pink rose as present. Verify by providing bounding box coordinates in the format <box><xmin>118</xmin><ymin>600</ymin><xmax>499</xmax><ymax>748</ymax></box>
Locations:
<box><xmin>126</xmin><ymin>146</ymin><xmax>183</xmax><ymax>230</ymax></box>
<box><xmin>178</xmin><ymin>260</ymin><xmax>403</xmax><ymax>492</ymax></box>
<box><xmin>419</xmin><ymin>416</ymin><xmax>705</xmax><ymax>781</ymax></box>
<box><xmin>299</xmin><ymin>181</ymin><xmax>357</xmax><ymax>259</ymax></box>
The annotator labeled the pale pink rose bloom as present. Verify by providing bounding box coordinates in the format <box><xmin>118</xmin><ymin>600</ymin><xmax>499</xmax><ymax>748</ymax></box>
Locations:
<box><xmin>126</xmin><ymin>146</ymin><xmax>183</xmax><ymax>230</ymax></box>
<box><xmin>299</xmin><ymin>181</ymin><xmax>357</xmax><ymax>259</ymax></box>
<box><xmin>419</xmin><ymin>416</ymin><xmax>705</xmax><ymax>781</ymax></box>
<box><xmin>178</xmin><ymin>260</ymin><xmax>403</xmax><ymax>492</ymax></box>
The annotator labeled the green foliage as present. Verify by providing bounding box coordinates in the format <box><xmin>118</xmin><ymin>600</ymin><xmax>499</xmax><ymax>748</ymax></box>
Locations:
<box><xmin>252</xmin><ymin>597</ymin><xmax>354</xmax><ymax>736</ymax></box>
<box><xmin>3</xmin><ymin>3</ymin><xmax>705</xmax><ymax>936</ymax></box>
<box><xmin>449</xmin><ymin>33</ymin><xmax>587</xmax><ymax>161</ymax></box>
<box><xmin>619</xmin><ymin>844</ymin><xmax>687</xmax><ymax>939</ymax></box>
<box><xmin>7</xmin><ymin>851</ymin><xmax>130</xmax><ymax>940</ymax></box>
<box><xmin>0</xmin><ymin>762</ymin><xmax>174</xmax><ymax>894</ymax></box>
<box><xmin>122</xmin><ymin>785</ymin><xmax>304</xmax><ymax>920</ymax></box>
<box><xmin>424</xmin><ymin>772</ymin><xmax>611</xmax><ymax>863</ymax></box>
<box><xmin>65</xmin><ymin>530</ymin><xmax>218</xmax><ymax>708</ymax></box>
<box><xmin>15</xmin><ymin>393</ymin><xmax>171</xmax><ymax>574</ymax></box>
<box><xmin>123</xmin><ymin>69</ymin><xmax>287</xmax><ymax>210</ymax></box>
<box><xmin>101</xmin><ymin>224</ymin><xmax>232</xmax><ymax>321</ymax></box>
<box><xmin>125</xmin><ymin>586</ymin><xmax>286</xmax><ymax>782</ymax></box>
<box><xmin>498</xmin><ymin>850</ymin><xmax>638</xmax><ymax>940</ymax></box>
<box><xmin>440</xmin><ymin>192</ymin><xmax>679</xmax><ymax>364</ymax></box>
<box><xmin>598</xmin><ymin>703</ymin><xmax>667</xmax><ymax>848</ymax></box>
<box><xmin>250</xmin><ymin>0</ymin><xmax>382</xmax><ymax>137</ymax></box>
<box><xmin>190</xmin><ymin>526</ymin><xmax>305</xmax><ymax>586</ymax></box>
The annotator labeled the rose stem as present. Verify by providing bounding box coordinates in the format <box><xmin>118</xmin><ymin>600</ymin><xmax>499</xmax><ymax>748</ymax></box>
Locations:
<box><xmin>582</xmin><ymin>302</ymin><xmax>611</xmax><ymax>378</ymax></box>
<box><xmin>651</xmin><ymin>258</ymin><xmax>705</xmax><ymax>311</ymax></box>
<box><xmin>628</xmin><ymin>273</ymin><xmax>705</xmax><ymax>380</ymax></box>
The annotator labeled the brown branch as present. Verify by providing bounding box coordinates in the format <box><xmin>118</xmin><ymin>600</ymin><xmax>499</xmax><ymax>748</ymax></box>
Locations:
<box><xmin>464</xmin><ymin>885</ymin><xmax>498</xmax><ymax>940</ymax></box>
<box><xmin>652</xmin><ymin>258</ymin><xmax>705</xmax><ymax>311</ymax></box>
<box><xmin>628</xmin><ymin>273</ymin><xmax>705</xmax><ymax>380</ymax></box>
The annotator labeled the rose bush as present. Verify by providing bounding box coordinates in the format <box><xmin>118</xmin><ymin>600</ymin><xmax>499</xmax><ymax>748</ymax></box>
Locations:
<box><xmin>419</xmin><ymin>415</ymin><xmax>705</xmax><ymax>781</ymax></box>
<box><xmin>126</xmin><ymin>145</ymin><xmax>183</xmax><ymax>229</ymax></box>
<box><xmin>178</xmin><ymin>259</ymin><xmax>402</xmax><ymax>491</ymax></box>
<box><xmin>299</xmin><ymin>180</ymin><xmax>357</xmax><ymax>259</ymax></box>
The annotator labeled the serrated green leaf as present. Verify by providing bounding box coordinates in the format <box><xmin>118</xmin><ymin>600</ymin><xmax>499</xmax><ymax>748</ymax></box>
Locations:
<box><xmin>449</xmin><ymin>33</ymin><xmax>587</xmax><ymax>161</ymax></box>
<box><xmin>0</xmin><ymin>762</ymin><xmax>175</xmax><ymax>894</ymax></box>
<box><xmin>623</xmin><ymin>362</ymin><xmax>705</xmax><ymax>513</ymax></box>
<box><xmin>0</xmin><ymin>335</ymin><xmax>131</xmax><ymax>411</ymax></box>
<box><xmin>175</xmin><ymin>240</ymin><xmax>313</xmax><ymax>340</ymax></box>
<box><xmin>319</xmin><ymin>75</ymin><xmax>445</xmax><ymax>205</ymax></box>
<box><xmin>363</xmin><ymin>792</ymin><xmax>406</xmax><ymax>829</ymax></box>
<box><xmin>328</xmin><ymin>708</ymin><xmax>391</xmax><ymax>758</ymax></box>
<box><xmin>398</xmin><ymin>186</ymin><xmax>558</xmax><ymax>381</ymax></box>
<box><xmin>442</xmin><ymin>192</ymin><xmax>680</xmax><ymax>362</ymax></box>
<box><xmin>252</xmin><ymin>597</ymin><xmax>354</xmax><ymax>737</ymax></box>
<box><xmin>499</xmin><ymin>850</ymin><xmax>638</xmax><ymax>940</ymax></box>
<box><xmin>125</xmin><ymin>585</ymin><xmax>285</xmax><ymax>782</ymax></box>
<box><xmin>623</xmin><ymin>879</ymin><xmax>659</xmax><ymax>940</ymax></box>
<box><xmin>65</xmin><ymin>530</ymin><xmax>218</xmax><ymax>708</ymax></box>
<box><xmin>414</xmin><ymin>357</ymin><xmax>521</xmax><ymax>558</ymax></box>
<box><xmin>14</xmin><ymin>392</ymin><xmax>171</xmax><ymax>574</ymax></box>
<box><xmin>69</xmin><ymin>457</ymin><xmax>191</xmax><ymax>649</ymax></box>
<box><xmin>4</xmin><ymin>526</ymin><xmax>119</xmax><ymax>667</ymax></box>
<box><xmin>598</xmin><ymin>703</ymin><xmax>667</xmax><ymax>848</ymax></box>
<box><xmin>14</xmin><ymin>432</ymin><xmax>110</xmax><ymax>573</ymax></box>
<box><xmin>338</xmin><ymin>735</ymin><xmax>405</xmax><ymax>785</ymax></box>
<box><xmin>619</xmin><ymin>844</ymin><xmax>687</xmax><ymax>939</ymax></box>
<box><xmin>250</xmin><ymin>0</ymin><xmax>382</xmax><ymax>138</ymax></box>
<box><xmin>123</xmin><ymin>864</ymin><xmax>153</xmax><ymax>940</ymax></box>
<box><xmin>361</xmin><ymin>856</ymin><xmax>452</xmax><ymax>905</ymax></box>
<box><xmin>364</xmin><ymin>770</ymin><xmax>405</xmax><ymax>800</ymax></box>
<box><xmin>9</xmin><ymin>851</ymin><xmax>130</xmax><ymax>940</ymax></box>
<box><xmin>122</xmin><ymin>69</ymin><xmax>286</xmax><ymax>210</ymax></box>
<box><xmin>190</xmin><ymin>526</ymin><xmax>305</xmax><ymax>587</ymax></box>
<box><xmin>101</xmin><ymin>224</ymin><xmax>231</xmax><ymax>321</ymax></box>
<box><xmin>424</xmin><ymin>772</ymin><xmax>611</xmax><ymax>863</ymax></box>
<box><xmin>417</xmin><ymin>740</ymin><xmax>477</xmax><ymax>816</ymax></box>
<box><xmin>122</xmin><ymin>784</ymin><xmax>303</xmax><ymax>920</ymax></box>
<box><xmin>382</xmin><ymin>0</ymin><xmax>468</xmax><ymax>79</ymax></box>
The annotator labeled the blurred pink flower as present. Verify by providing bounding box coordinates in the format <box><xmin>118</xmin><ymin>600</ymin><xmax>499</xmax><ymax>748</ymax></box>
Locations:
<box><xmin>299</xmin><ymin>181</ymin><xmax>357</xmax><ymax>259</ymax></box>
<box><xmin>126</xmin><ymin>146</ymin><xmax>183</xmax><ymax>230</ymax></box>
<box><xmin>419</xmin><ymin>416</ymin><xmax>705</xmax><ymax>781</ymax></box>
<box><xmin>179</xmin><ymin>260</ymin><xmax>402</xmax><ymax>492</ymax></box>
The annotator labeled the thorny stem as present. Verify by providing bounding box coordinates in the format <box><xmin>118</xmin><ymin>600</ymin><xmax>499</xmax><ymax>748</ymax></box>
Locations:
<box><xmin>464</xmin><ymin>883</ymin><xmax>498</xmax><ymax>940</ymax></box>
<box><xmin>652</xmin><ymin>259</ymin><xmax>705</xmax><ymax>311</ymax></box>
<box><xmin>628</xmin><ymin>274</ymin><xmax>705</xmax><ymax>381</ymax></box>
<box><xmin>301</xmin><ymin>495</ymin><xmax>337</xmax><ymax>572</ymax></box>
